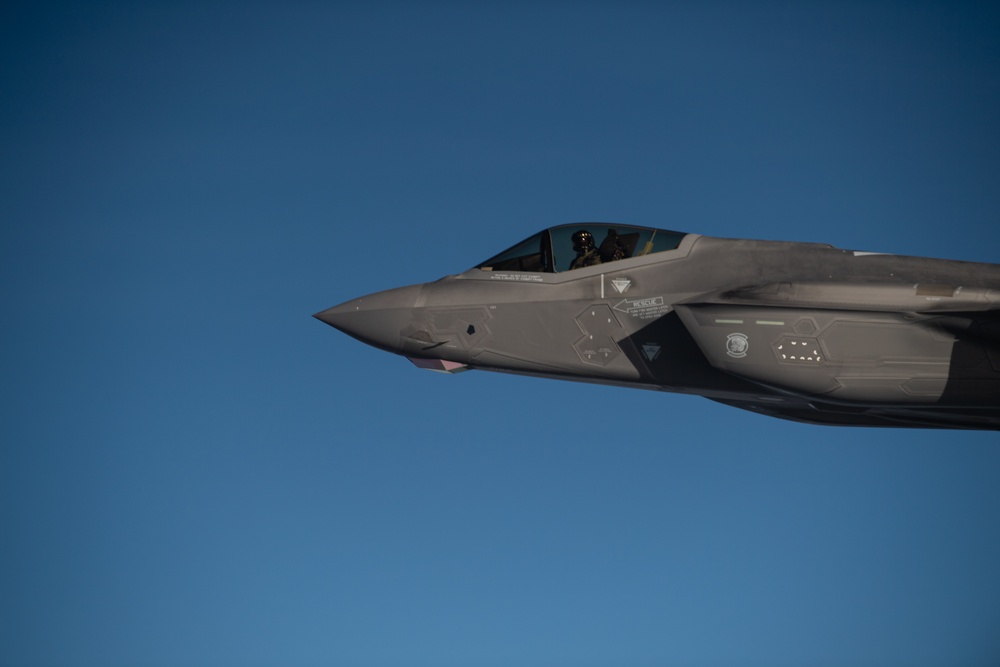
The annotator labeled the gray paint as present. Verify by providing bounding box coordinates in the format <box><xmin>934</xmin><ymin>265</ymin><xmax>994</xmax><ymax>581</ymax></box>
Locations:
<box><xmin>316</xmin><ymin>224</ymin><xmax>1000</xmax><ymax>430</ymax></box>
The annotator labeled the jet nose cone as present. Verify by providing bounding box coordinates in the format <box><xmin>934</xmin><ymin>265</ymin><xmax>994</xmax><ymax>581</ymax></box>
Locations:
<box><xmin>314</xmin><ymin>284</ymin><xmax>423</xmax><ymax>354</ymax></box>
<box><xmin>312</xmin><ymin>302</ymin><xmax>357</xmax><ymax>332</ymax></box>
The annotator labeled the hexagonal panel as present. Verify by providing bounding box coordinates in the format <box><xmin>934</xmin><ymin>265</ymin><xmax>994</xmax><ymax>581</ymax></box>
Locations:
<box><xmin>573</xmin><ymin>305</ymin><xmax>622</xmax><ymax>366</ymax></box>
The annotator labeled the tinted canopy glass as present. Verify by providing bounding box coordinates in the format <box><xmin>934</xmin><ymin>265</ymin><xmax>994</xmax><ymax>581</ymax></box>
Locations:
<box><xmin>476</xmin><ymin>223</ymin><xmax>687</xmax><ymax>273</ymax></box>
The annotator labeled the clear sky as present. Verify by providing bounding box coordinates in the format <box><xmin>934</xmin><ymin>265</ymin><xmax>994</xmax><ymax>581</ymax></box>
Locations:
<box><xmin>2</xmin><ymin>2</ymin><xmax>999</xmax><ymax>666</ymax></box>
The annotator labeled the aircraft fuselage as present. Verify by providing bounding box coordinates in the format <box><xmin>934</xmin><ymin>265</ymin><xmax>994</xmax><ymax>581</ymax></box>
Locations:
<box><xmin>317</xmin><ymin>224</ymin><xmax>1000</xmax><ymax>429</ymax></box>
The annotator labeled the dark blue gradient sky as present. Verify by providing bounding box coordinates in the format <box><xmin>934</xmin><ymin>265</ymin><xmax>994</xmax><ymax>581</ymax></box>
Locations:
<box><xmin>2</xmin><ymin>3</ymin><xmax>1000</xmax><ymax>666</ymax></box>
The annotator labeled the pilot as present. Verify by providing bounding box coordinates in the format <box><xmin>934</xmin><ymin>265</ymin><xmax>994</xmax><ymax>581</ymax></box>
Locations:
<box><xmin>569</xmin><ymin>230</ymin><xmax>602</xmax><ymax>269</ymax></box>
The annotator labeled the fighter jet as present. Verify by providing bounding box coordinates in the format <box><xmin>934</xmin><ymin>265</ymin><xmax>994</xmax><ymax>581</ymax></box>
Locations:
<box><xmin>315</xmin><ymin>223</ymin><xmax>1000</xmax><ymax>430</ymax></box>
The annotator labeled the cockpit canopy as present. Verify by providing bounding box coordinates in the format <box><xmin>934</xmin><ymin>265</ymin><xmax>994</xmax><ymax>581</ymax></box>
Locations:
<box><xmin>476</xmin><ymin>223</ymin><xmax>687</xmax><ymax>273</ymax></box>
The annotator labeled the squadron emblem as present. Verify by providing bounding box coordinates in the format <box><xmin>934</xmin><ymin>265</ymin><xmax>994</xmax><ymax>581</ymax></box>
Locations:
<box><xmin>726</xmin><ymin>333</ymin><xmax>749</xmax><ymax>358</ymax></box>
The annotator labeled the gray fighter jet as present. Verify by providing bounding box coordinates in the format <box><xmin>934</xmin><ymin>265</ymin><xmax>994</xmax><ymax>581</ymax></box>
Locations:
<box><xmin>315</xmin><ymin>223</ymin><xmax>1000</xmax><ymax>430</ymax></box>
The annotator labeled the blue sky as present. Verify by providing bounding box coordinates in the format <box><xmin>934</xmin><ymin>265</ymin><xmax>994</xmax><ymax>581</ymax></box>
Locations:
<box><xmin>2</xmin><ymin>2</ymin><xmax>999</xmax><ymax>666</ymax></box>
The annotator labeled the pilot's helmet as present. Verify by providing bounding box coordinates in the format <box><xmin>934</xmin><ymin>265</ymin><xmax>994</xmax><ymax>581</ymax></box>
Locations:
<box><xmin>572</xmin><ymin>230</ymin><xmax>595</xmax><ymax>253</ymax></box>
